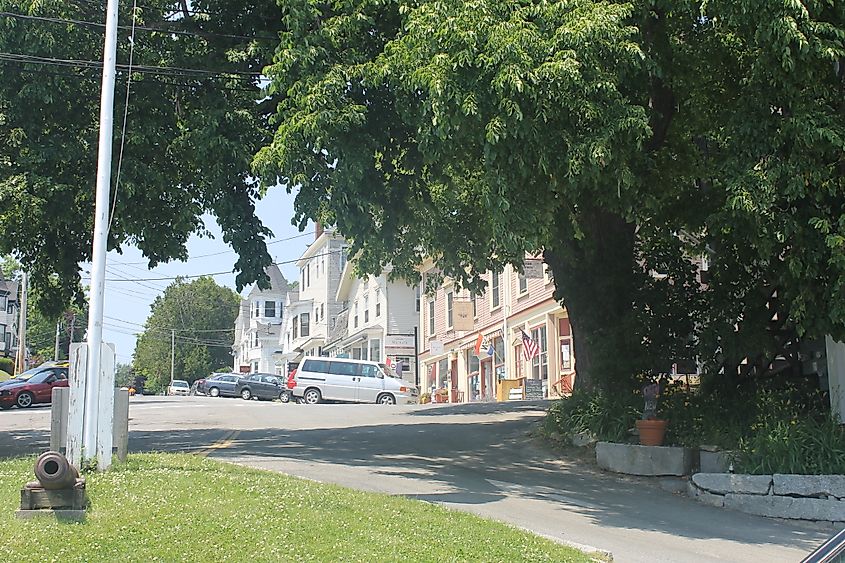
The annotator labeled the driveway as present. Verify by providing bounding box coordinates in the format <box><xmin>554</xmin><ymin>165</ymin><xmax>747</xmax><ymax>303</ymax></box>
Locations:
<box><xmin>0</xmin><ymin>397</ymin><xmax>832</xmax><ymax>562</ymax></box>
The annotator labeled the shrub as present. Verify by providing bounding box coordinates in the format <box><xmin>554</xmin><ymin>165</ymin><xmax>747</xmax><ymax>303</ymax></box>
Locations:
<box><xmin>544</xmin><ymin>390</ymin><xmax>638</xmax><ymax>443</ymax></box>
<box><xmin>0</xmin><ymin>356</ymin><xmax>14</xmax><ymax>375</ymax></box>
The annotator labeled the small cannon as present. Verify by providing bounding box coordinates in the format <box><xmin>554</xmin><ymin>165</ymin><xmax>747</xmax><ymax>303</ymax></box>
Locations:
<box><xmin>17</xmin><ymin>451</ymin><xmax>87</xmax><ymax>518</ymax></box>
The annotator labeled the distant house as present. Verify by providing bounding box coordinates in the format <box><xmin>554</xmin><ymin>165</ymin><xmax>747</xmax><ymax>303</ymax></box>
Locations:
<box><xmin>232</xmin><ymin>265</ymin><xmax>290</xmax><ymax>374</ymax></box>
<box><xmin>324</xmin><ymin>260</ymin><xmax>419</xmax><ymax>384</ymax></box>
<box><xmin>279</xmin><ymin>227</ymin><xmax>347</xmax><ymax>362</ymax></box>
<box><xmin>0</xmin><ymin>277</ymin><xmax>19</xmax><ymax>362</ymax></box>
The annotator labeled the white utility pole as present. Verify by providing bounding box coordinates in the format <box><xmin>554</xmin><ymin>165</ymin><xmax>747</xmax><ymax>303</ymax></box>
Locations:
<box><xmin>170</xmin><ymin>329</ymin><xmax>175</xmax><ymax>385</ymax></box>
<box><xmin>16</xmin><ymin>272</ymin><xmax>27</xmax><ymax>373</ymax></box>
<box><xmin>82</xmin><ymin>0</ymin><xmax>120</xmax><ymax>467</ymax></box>
<box><xmin>54</xmin><ymin>321</ymin><xmax>61</xmax><ymax>361</ymax></box>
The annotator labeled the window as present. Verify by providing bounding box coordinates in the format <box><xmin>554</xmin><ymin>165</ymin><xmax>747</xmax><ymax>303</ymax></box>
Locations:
<box><xmin>0</xmin><ymin>295</ymin><xmax>6</xmax><ymax>310</ymax></box>
<box><xmin>320</xmin><ymin>303</ymin><xmax>324</xmax><ymax>322</ymax></box>
<box><xmin>354</xmin><ymin>300</ymin><xmax>359</xmax><ymax>328</ymax></box>
<box><xmin>446</xmin><ymin>291</ymin><xmax>454</xmax><ymax>328</ymax></box>
<box><xmin>491</xmin><ymin>271</ymin><xmax>500</xmax><ymax>308</ymax></box>
<box><xmin>6</xmin><ymin>300</ymin><xmax>13</xmax><ymax>314</ymax></box>
<box><xmin>301</xmin><ymin>313</ymin><xmax>310</xmax><ymax>337</ymax></box>
<box><xmin>265</xmin><ymin>301</ymin><xmax>276</xmax><ymax>318</ymax></box>
<box><xmin>253</xmin><ymin>332</ymin><xmax>260</xmax><ymax>347</ymax></box>
<box><xmin>437</xmin><ymin>358</ymin><xmax>449</xmax><ymax>388</ymax></box>
<box><xmin>364</xmin><ymin>293</ymin><xmax>370</xmax><ymax>323</ymax></box>
<box><xmin>415</xmin><ymin>286</ymin><xmax>421</xmax><ymax>313</ymax></box>
<box><xmin>472</xmin><ymin>293</ymin><xmax>477</xmax><ymax>318</ymax></box>
<box><xmin>301</xmin><ymin>268</ymin><xmax>305</xmax><ymax>288</ymax></box>
<box><xmin>329</xmin><ymin>361</ymin><xmax>360</xmax><ymax>377</ymax></box>
<box><xmin>518</xmin><ymin>273</ymin><xmax>528</xmax><ymax>294</ymax></box>
<box><xmin>303</xmin><ymin>358</ymin><xmax>330</xmax><ymax>373</ymax></box>
<box><xmin>428</xmin><ymin>299</ymin><xmax>435</xmax><ymax>337</ymax></box>
<box><xmin>361</xmin><ymin>364</ymin><xmax>380</xmax><ymax>378</ymax></box>
<box><xmin>254</xmin><ymin>301</ymin><xmax>260</xmax><ymax>318</ymax></box>
<box><xmin>340</xmin><ymin>247</ymin><xmax>348</xmax><ymax>271</ymax></box>
<box><xmin>375</xmin><ymin>288</ymin><xmax>381</xmax><ymax>317</ymax></box>
<box><xmin>531</xmin><ymin>325</ymin><xmax>549</xmax><ymax>384</ymax></box>
<box><xmin>306</xmin><ymin>263</ymin><xmax>311</xmax><ymax>287</ymax></box>
<box><xmin>292</xmin><ymin>316</ymin><xmax>299</xmax><ymax>339</ymax></box>
<box><xmin>369</xmin><ymin>339</ymin><xmax>380</xmax><ymax>362</ymax></box>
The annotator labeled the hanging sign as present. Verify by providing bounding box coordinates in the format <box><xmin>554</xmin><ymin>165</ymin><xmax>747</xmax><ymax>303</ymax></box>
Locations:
<box><xmin>453</xmin><ymin>301</ymin><xmax>475</xmax><ymax>331</ymax></box>
<box><xmin>523</xmin><ymin>260</ymin><xmax>544</xmax><ymax>279</ymax></box>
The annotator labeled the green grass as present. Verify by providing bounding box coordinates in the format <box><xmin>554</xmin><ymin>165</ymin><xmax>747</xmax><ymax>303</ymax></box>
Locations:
<box><xmin>0</xmin><ymin>453</ymin><xmax>591</xmax><ymax>562</ymax></box>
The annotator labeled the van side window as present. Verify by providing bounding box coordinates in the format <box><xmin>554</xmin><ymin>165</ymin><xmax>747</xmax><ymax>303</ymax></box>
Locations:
<box><xmin>360</xmin><ymin>365</ymin><xmax>379</xmax><ymax>378</ymax></box>
<box><xmin>329</xmin><ymin>361</ymin><xmax>361</xmax><ymax>377</ymax></box>
<box><xmin>303</xmin><ymin>359</ymin><xmax>330</xmax><ymax>373</ymax></box>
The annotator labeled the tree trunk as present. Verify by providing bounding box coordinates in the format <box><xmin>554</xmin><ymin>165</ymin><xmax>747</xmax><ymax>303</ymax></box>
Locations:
<box><xmin>544</xmin><ymin>206</ymin><xmax>638</xmax><ymax>394</ymax></box>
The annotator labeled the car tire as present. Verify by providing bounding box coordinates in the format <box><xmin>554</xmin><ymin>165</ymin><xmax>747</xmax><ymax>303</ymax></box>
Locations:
<box><xmin>377</xmin><ymin>393</ymin><xmax>396</xmax><ymax>405</ymax></box>
<box><xmin>240</xmin><ymin>388</ymin><xmax>252</xmax><ymax>400</ymax></box>
<box><xmin>279</xmin><ymin>391</ymin><xmax>290</xmax><ymax>403</ymax></box>
<box><xmin>209</xmin><ymin>387</ymin><xmax>220</xmax><ymax>398</ymax></box>
<box><xmin>303</xmin><ymin>388</ymin><xmax>322</xmax><ymax>405</ymax></box>
<box><xmin>16</xmin><ymin>392</ymin><xmax>34</xmax><ymax>409</ymax></box>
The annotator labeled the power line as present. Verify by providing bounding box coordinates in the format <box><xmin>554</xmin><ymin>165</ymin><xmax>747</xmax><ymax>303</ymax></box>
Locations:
<box><xmin>104</xmin><ymin>315</ymin><xmax>234</xmax><ymax>333</ymax></box>
<box><xmin>83</xmin><ymin>249</ymin><xmax>342</xmax><ymax>282</ymax></box>
<box><xmin>115</xmin><ymin>231</ymin><xmax>316</xmax><ymax>265</ymax></box>
<box><xmin>0</xmin><ymin>10</ymin><xmax>278</xmax><ymax>42</ymax></box>
<box><xmin>0</xmin><ymin>51</ymin><xmax>261</xmax><ymax>81</ymax></box>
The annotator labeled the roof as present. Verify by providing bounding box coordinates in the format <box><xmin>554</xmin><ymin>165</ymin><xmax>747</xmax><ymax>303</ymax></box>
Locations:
<box><xmin>266</xmin><ymin>264</ymin><xmax>288</xmax><ymax>291</ymax></box>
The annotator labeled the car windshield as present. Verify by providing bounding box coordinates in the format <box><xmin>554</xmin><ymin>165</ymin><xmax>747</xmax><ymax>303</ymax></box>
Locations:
<box><xmin>10</xmin><ymin>367</ymin><xmax>47</xmax><ymax>381</ymax></box>
<box><xmin>172</xmin><ymin>380</ymin><xmax>189</xmax><ymax>388</ymax></box>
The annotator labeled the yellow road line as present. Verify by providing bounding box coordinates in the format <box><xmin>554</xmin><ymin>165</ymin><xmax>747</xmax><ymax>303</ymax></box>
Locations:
<box><xmin>197</xmin><ymin>429</ymin><xmax>240</xmax><ymax>457</ymax></box>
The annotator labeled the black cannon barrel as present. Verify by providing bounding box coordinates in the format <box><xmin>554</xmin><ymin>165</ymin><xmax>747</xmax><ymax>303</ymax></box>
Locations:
<box><xmin>33</xmin><ymin>451</ymin><xmax>79</xmax><ymax>490</ymax></box>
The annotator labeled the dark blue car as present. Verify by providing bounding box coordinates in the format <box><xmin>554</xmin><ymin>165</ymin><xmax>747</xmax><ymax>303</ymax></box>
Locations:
<box><xmin>196</xmin><ymin>373</ymin><xmax>242</xmax><ymax>398</ymax></box>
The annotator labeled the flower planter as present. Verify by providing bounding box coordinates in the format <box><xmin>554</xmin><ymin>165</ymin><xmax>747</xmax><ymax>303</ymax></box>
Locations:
<box><xmin>636</xmin><ymin>419</ymin><xmax>668</xmax><ymax>446</ymax></box>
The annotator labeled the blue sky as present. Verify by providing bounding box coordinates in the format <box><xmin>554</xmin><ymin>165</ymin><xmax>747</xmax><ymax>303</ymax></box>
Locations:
<box><xmin>96</xmin><ymin>187</ymin><xmax>308</xmax><ymax>365</ymax></box>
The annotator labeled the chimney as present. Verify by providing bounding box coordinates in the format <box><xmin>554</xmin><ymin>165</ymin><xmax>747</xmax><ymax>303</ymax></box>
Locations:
<box><xmin>315</xmin><ymin>222</ymin><xmax>324</xmax><ymax>240</ymax></box>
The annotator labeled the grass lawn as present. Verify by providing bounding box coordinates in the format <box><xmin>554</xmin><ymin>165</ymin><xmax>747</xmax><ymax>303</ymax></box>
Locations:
<box><xmin>0</xmin><ymin>453</ymin><xmax>593</xmax><ymax>562</ymax></box>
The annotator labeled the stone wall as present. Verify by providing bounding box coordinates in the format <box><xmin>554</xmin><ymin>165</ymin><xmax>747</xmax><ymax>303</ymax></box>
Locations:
<box><xmin>689</xmin><ymin>473</ymin><xmax>845</xmax><ymax>522</ymax></box>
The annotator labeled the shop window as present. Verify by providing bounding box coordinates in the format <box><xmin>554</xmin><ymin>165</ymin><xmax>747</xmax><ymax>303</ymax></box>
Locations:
<box><xmin>437</xmin><ymin>358</ymin><xmax>449</xmax><ymax>388</ymax></box>
<box><xmin>369</xmin><ymin>339</ymin><xmax>380</xmax><ymax>362</ymax></box>
<box><xmin>531</xmin><ymin>325</ymin><xmax>549</xmax><ymax>382</ymax></box>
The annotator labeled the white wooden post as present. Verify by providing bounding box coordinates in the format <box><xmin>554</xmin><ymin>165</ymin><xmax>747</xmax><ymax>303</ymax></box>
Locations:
<box><xmin>96</xmin><ymin>343</ymin><xmax>116</xmax><ymax>470</ymax></box>
<box><xmin>826</xmin><ymin>336</ymin><xmax>845</xmax><ymax>424</ymax></box>
<box><xmin>67</xmin><ymin>343</ymin><xmax>88</xmax><ymax>468</ymax></box>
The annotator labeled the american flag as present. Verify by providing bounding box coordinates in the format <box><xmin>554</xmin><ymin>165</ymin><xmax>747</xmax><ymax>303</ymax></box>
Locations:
<box><xmin>521</xmin><ymin>330</ymin><xmax>539</xmax><ymax>362</ymax></box>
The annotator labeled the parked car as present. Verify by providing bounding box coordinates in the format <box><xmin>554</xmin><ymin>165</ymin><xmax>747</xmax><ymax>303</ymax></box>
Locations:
<box><xmin>235</xmin><ymin>373</ymin><xmax>286</xmax><ymax>401</ymax></box>
<box><xmin>291</xmin><ymin>358</ymin><xmax>418</xmax><ymax>405</ymax></box>
<box><xmin>0</xmin><ymin>364</ymin><xmax>69</xmax><ymax>409</ymax></box>
<box><xmin>167</xmin><ymin>380</ymin><xmax>190</xmax><ymax>396</ymax></box>
<box><xmin>196</xmin><ymin>373</ymin><xmax>242</xmax><ymax>398</ymax></box>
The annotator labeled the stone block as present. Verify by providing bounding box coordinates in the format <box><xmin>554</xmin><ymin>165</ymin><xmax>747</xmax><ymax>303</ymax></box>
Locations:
<box><xmin>595</xmin><ymin>441</ymin><xmax>693</xmax><ymax>476</ymax></box>
<box><xmin>724</xmin><ymin>494</ymin><xmax>845</xmax><ymax>522</ymax></box>
<box><xmin>773</xmin><ymin>475</ymin><xmax>845</xmax><ymax>499</ymax></box>
<box><xmin>699</xmin><ymin>450</ymin><xmax>735</xmax><ymax>473</ymax></box>
<box><xmin>692</xmin><ymin>473</ymin><xmax>772</xmax><ymax>495</ymax></box>
<box><xmin>687</xmin><ymin>481</ymin><xmax>725</xmax><ymax>508</ymax></box>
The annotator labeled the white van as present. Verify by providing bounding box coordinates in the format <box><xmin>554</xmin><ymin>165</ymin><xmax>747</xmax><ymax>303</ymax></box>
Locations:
<box><xmin>291</xmin><ymin>357</ymin><xmax>418</xmax><ymax>405</ymax></box>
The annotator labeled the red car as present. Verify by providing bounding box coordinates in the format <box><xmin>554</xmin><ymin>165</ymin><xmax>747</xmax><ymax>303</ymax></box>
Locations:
<box><xmin>0</xmin><ymin>365</ymin><xmax>69</xmax><ymax>409</ymax></box>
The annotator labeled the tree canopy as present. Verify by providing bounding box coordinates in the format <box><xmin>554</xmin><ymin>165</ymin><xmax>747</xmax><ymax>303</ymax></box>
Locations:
<box><xmin>133</xmin><ymin>276</ymin><xmax>239</xmax><ymax>392</ymax></box>
<box><xmin>0</xmin><ymin>0</ymin><xmax>281</xmax><ymax>315</ymax></box>
<box><xmin>256</xmin><ymin>0</ymin><xmax>845</xmax><ymax>391</ymax></box>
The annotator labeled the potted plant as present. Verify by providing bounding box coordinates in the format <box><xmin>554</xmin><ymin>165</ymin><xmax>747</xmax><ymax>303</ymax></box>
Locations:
<box><xmin>420</xmin><ymin>392</ymin><xmax>431</xmax><ymax>404</ymax></box>
<box><xmin>635</xmin><ymin>380</ymin><xmax>668</xmax><ymax>446</ymax></box>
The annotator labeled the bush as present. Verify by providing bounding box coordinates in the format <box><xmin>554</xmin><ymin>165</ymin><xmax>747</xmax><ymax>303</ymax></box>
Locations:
<box><xmin>0</xmin><ymin>356</ymin><xmax>14</xmax><ymax>376</ymax></box>
<box><xmin>543</xmin><ymin>390</ymin><xmax>638</xmax><ymax>443</ymax></box>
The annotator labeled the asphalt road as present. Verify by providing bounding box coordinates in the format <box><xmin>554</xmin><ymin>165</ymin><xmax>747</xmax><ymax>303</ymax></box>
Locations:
<box><xmin>0</xmin><ymin>396</ymin><xmax>833</xmax><ymax>562</ymax></box>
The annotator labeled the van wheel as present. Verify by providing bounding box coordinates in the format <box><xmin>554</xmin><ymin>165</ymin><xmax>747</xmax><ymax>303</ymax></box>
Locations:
<box><xmin>240</xmin><ymin>388</ymin><xmax>252</xmax><ymax>400</ymax></box>
<box><xmin>377</xmin><ymin>393</ymin><xmax>396</xmax><ymax>405</ymax></box>
<box><xmin>303</xmin><ymin>388</ymin><xmax>322</xmax><ymax>405</ymax></box>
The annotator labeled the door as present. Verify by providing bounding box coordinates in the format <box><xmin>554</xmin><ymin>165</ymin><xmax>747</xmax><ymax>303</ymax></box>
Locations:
<box><xmin>261</xmin><ymin>375</ymin><xmax>282</xmax><ymax>399</ymax></box>
<box><xmin>326</xmin><ymin>361</ymin><xmax>359</xmax><ymax>401</ymax></box>
<box><xmin>356</xmin><ymin>363</ymin><xmax>384</xmax><ymax>402</ymax></box>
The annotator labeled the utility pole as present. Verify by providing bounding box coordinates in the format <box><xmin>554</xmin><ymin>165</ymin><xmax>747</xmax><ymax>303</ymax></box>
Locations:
<box><xmin>54</xmin><ymin>321</ymin><xmax>61</xmax><ymax>361</ymax></box>
<box><xmin>81</xmin><ymin>0</ymin><xmax>120</xmax><ymax>467</ymax></box>
<box><xmin>170</xmin><ymin>329</ymin><xmax>175</xmax><ymax>384</ymax></box>
<box><xmin>16</xmin><ymin>272</ymin><xmax>27</xmax><ymax>373</ymax></box>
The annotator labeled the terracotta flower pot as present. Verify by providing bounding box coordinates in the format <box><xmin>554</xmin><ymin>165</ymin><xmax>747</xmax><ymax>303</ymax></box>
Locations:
<box><xmin>636</xmin><ymin>419</ymin><xmax>668</xmax><ymax>446</ymax></box>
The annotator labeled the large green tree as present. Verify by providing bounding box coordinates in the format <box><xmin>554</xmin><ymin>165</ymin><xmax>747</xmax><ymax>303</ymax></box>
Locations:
<box><xmin>255</xmin><ymin>0</ymin><xmax>845</xmax><ymax>392</ymax></box>
<box><xmin>0</xmin><ymin>0</ymin><xmax>281</xmax><ymax>315</ymax></box>
<box><xmin>133</xmin><ymin>276</ymin><xmax>238</xmax><ymax>392</ymax></box>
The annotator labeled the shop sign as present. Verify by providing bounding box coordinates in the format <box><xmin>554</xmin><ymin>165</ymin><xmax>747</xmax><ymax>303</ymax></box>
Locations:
<box><xmin>385</xmin><ymin>335</ymin><xmax>415</xmax><ymax>349</ymax></box>
<box><xmin>524</xmin><ymin>259</ymin><xmax>544</xmax><ymax>279</ymax></box>
<box><xmin>453</xmin><ymin>301</ymin><xmax>474</xmax><ymax>331</ymax></box>
<box><xmin>430</xmin><ymin>340</ymin><xmax>445</xmax><ymax>355</ymax></box>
